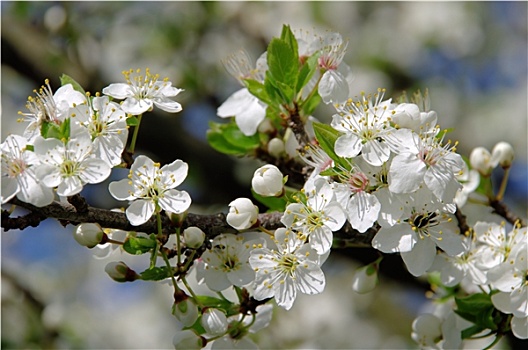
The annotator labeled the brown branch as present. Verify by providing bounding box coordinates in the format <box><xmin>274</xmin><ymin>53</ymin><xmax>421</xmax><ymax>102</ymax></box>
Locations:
<box><xmin>3</xmin><ymin>197</ymin><xmax>378</xmax><ymax>247</ymax></box>
<box><xmin>489</xmin><ymin>199</ymin><xmax>527</xmax><ymax>227</ymax></box>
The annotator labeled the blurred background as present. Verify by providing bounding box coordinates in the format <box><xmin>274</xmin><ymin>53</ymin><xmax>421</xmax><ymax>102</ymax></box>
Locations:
<box><xmin>1</xmin><ymin>1</ymin><xmax>527</xmax><ymax>349</ymax></box>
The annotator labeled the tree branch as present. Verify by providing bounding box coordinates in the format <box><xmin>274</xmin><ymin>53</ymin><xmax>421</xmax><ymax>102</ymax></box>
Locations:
<box><xmin>489</xmin><ymin>199</ymin><xmax>527</xmax><ymax>227</ymax></box>
<box><xmin>3</xmin><ymin>197</ymin><xmax>376</xmax><ymax>247</ymax></box>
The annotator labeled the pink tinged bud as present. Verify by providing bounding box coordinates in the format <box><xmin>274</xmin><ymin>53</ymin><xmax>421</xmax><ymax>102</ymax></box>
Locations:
<box><xmin>491</xmin><ymin>142</ymin><xmax>514</xmax><ymax>169</ymax></box>
<box><xmin>172</xmin><ymin>330</ymin><xmax>206</xmax><ymax>350</ymax></box>
<box><xmin>226</xmin><ymin>198</ymin><xmax>259</xmax><ymax>230</ymax></box>
<box><xmin>183</xmin><ymin>227</ymin><xmax>205</xmax><ymax>249</ymax></box>
<box><xmin>201</xmin><ymin>308</ymin><xmax>228</xmax><ymax>336</ymax></box>
<box><xmin>73</xmin><ymin>223</ymin><xmax>105</xmax><ymax>248</ymax></box>
<box><xmin>173</xmin><ymin>298</ymin><xmax>199</xmax><ymax>327</ymax></box>
<box><xmin>104</xmin><ymin>261</ymin><xmax>138</xmax><ymax>282</ymax></box>
<box><xmin>469</xmin><ymin>147</ymin><xmax>493</xmax><ymax>176</ymax></box>
<box><xmin>251</xmin><ymin>164</ymin><xmax>284</xmax><ymax>197</ymax></box>
<box><xmin>351</xmin><ymin>264</ymin><xmax>378</xmax><ymax>294</ymax></box>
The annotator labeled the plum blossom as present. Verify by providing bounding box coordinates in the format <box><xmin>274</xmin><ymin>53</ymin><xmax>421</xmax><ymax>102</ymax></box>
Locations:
<box><xmin>282</xmin><ymin>178</ymin><xmax>346</xmax><ymax>254</ymax></box>
<box><xmin>103</xmin><ymin>68</ymin><xmax>183</xmax><ymax>115</ymax></box>
<box><xmin>18</xmin><ymin>81</ymin><xmax>86</xmax><ymax>141</ymax></box>
<box><xmin>217</xmin><ymin>50</ymin><xmax>267</xmax><ymax>136</ymax></box>
<box><xmin>199</xmin><ymin>233</ymin><xmax>258</xmax><ymax>291</ymax></box>
<box><xmin>1</xmin><ymin>134</ymin><xmax>54</xmax><ymax>206</ymax></box>
<box><xmin>249</xmin><ymin>228</ymin><xmax>325</xmax><ymax>310</ymax></box>
<box><xmin>388</xmin><ymin>126</ymin><xmax>464</xmax><ymax>203</ymax></box>
<box><xmin>372</xmin><ymin>188</ymin><xmax>465</xmax><ymax>276</ymax></box>
<box><xmin>33</xmin><ymin>130</ymin><xmax>111</xmax><ymax>197</ymax></box>
<box><xmin>108</xmin><ymin>155</ymin><xmax>191</xmax><ymax>226</ymax></box>
<box><xmin>226</xmin><ymin>198</ymin><xmax>259</xmax><ymax>230</ymax></box>
<box><xmin>331</xmin><ymin>90</ymin><xmax>408</xmax><ymax>166</ymax></box>
<box><xmin>72</xmin><ymin>95</ymin><xmax>128</xmax><ymax>166</ymax></box>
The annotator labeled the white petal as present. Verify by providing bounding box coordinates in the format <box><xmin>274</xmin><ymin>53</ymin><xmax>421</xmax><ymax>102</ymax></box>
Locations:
<box><xmin>153</xmin><ymin>99</ymin><xmax>182</xmax><ymax>113</ymax></box>
<box><xmin>401</xmin><ymin>238</ymin><xmax>437</xmax><ymax>277</ymax></box>
<box><xmin>511</xmin><ymin>316</ymin><xmax>528</xmax><ymax>339</ymax></box>
<box><xmin>57</xmin><ymin>176</ymin><xmax>83</xmax><ymax>197</ymax></box>
<box><xmin>109</xmin><ymin>178</ymin><xmax>135</xmax><ymax>201</ymax></box>
<box><xmin>102</xmin><ymin>83</ymin><xmax>133</xmax><ymax>99</ymax></box>
<box><xmin>79</xmin><ymin>159</ymin><xmax>111</xmax><ymax>184</ymax></box>
<box><xmin>126</xmin><ymin>199</ymin><xmax>155</xmax><ymax>226</ymax></box>
<box><xmin>295</xmin><ymin>262</ymin><xmax>325</xmax><ymax>295</ymax></box>
<box><xmin>122</xmin><ymin>97</ymin><xmax>152</xmax><ymax>115</ymax></box>
<box><xmin>347</xmin><ymin>192</ymin><xmax>380</xmax><ymax>233</ymax></box>
<box><xmin>309</xmin><ymin>227</ymin><xmax>333</xmax><ymax>254</ymax></box>
<box><xmin>334</xmin><ymin>133</ymin><xmax>362</xmax><ymax>158</ymax></box>
<box><xmin>233</xmin><ymin>97</ymin><xmax>266</xmax><ymax>136</ymax></box>
<box><xmin>362</xmin><ymin>139</ymin><xmax>390</xmax><ymax>166</ymax></box>
<box><xmin>275</xmin><ymin>277</ymin><xmax>297</xmax><ymax>310</ymax></box>
<box><xmin>318</xmin><ymin>70</ymin><xmax>349</xmax><ymax>104</ymax></box>
<box><xmin>160</xmin><ymin>159</ymin><xmax>188</xmax><ymax>188</ymax></box>
<box><xmin>159</xmin><ymin>190</ymin><xmax>191</xmax><ymax>214</ymax></box>
<box><xmin>372</xmin><ymin>225</ymin><xmax>416</xmax><ymax>253</ymax></box>
<box><xmin>1</xmin><ymin>177</ymin><xmax>18</xmax><ymax>204</ymax></box>
<box><xmin>388</xmin><ymin>153</ymin><xmax>426</xmax><ymax>193</ymax></box>
<box><xmin>227</xmin><ymin>264</ymin><xmax>255</xmax><ymax>287</ymax></box>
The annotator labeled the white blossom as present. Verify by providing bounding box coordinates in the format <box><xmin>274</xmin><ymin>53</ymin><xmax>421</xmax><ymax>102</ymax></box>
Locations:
<box><xmin>109</xmin><ymin>155</ymin><xmax>191</xmax><ymax>226</ymax></box>
<box><xmin>251</xmin><ymin>164</ymin><xmax>284</xmax><ymax>197</ymax></box>
<box><xmin>1</xmin><ymin>134</ymin><xmax>54</xmax><ymax>206</ymax></box>
<box><xmin>200</xmin><ymin>233</ymin><xmax>258</xmax><ymax>291</ymax></box>
<box><xmin>249</xmin><ymin>228</ymin><xmax>325</xmax><ymax>310</ymax></box>
<box><xmin>33</xmin><ymin>130</ymin><xmax>111</xmax><ymax>197</ymax></box>
<box><xmin>103</xmin><ymin>68</ymin><xmax>183</xmax><ymax>115</ymax></box>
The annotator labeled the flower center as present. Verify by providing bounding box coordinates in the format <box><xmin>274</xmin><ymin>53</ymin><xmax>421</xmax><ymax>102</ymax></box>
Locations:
<box><xmin>277</xmin><ymin>253</ymin><xmax>299</xmax><ymax>277</ymax></box>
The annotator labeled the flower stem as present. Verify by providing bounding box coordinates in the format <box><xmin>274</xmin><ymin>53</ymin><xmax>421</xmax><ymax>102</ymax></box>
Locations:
<box><xmin>128</xmin><ymin>113</ymin><xmax>143</xmax><ymax>154</ymax></box>
<box><xmin>495</xmin><ymin>167</ymin><xmax>510</xmax><ymax>201</ymax></box>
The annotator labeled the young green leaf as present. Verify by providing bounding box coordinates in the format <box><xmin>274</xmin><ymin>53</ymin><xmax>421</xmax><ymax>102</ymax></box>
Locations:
<box><xmin>60</xmin><ymin>73</ymin><xmax>86</xmax><ymax>95</ymax></box>
<box><xmin>243</xmin><ymin>79</ymin><xmax>271</xmax><ymax>105</ymax></box>
<box><xmin>123</xmin><ymin>235</ymin><xmax>157</xmax><ymax>255</ymax></box>
<box><xmin>139</xmin><ymin>266</ymin><xmax>172</xmax><ymax>281</ymax></box>
<box><xmin>312</xmin><ymin>122</ymin><xmax>344</xmax><ymax>166</ymax></box>
<box><xmin>267</xmin><ymin>38</ymin><xmax>298</xmax><ymax>88</ymax></box>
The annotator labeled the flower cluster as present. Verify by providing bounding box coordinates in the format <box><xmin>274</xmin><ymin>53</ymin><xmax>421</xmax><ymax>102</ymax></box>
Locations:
<box><xmin>2</xmin><ymin>70</ymin><xmax>186</xmax><ymax>219</ymax></box>
<box><xmin>2</xmin><ymin>24</ymin><xmax>526</xmax><ymax>350</ymax></box>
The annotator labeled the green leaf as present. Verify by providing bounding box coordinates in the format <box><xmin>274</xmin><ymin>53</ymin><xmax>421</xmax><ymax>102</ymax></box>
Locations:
<box><xmin>60</xmin><ymin>74</ymin><xmax>86</xmax><ymax>95</ymax></box>
<box><xmin>206</xmin><ymin>122</ymin><xmax>248</xmax><ymax>156</ymax></box>
<box><xmin>296</xmin><ymin>54</ymin><xmax>318</xmax><ymax>94</ymax></box>
<box><xmin>123</xmin><ymin>235</ymin><xmax>157</xmax><ymax>255</ymax></box>
<box><xmin>267</xmin><ymin>38</ymin><xmax>298</xmax><ymax>88</ymax></box>
<box><xmin>455</xmin><ymin>293</ymin><xmax>498</xmax><ymax>330</ymax></box>
<box><xmin>127</xmin><ymin>116</ymin><xmax>140</xmax><ymax>126</ymax></box>
<box><xmin>312</xmin><ymin>122</ymin><xmax>345</xmax><ymax>167</ymax></box>
<box><xmin>41</xmin><ymin>117</ymin><xmax>71</xmax><ymax>140</ymax></box>
<box><xmin>244</xmin><ymin>79</ymin><xmax>271</xmax><ymax>105</ymax></box>
<box><xmin>301</xmin><ymin>92</ymin><xmax>321</xmax><ymax>117</ymax></box>
<box><xmin>223</xmin><ymin>123</ymin><xmax>261</xmax><ymax>150</ymax></box>
<box><xmin>194</xmin><ymin>295</ymin><xmax>239</xmax><ymax>317</ymax></box>
<box><xmin>251</xmin><ymin>189</ymin><xmax>288</xmax><ymax>212</ymax></box>
<box><xmin>140</xmin><ymin>266</ymin><xmax>172</xmax><ymax>281</ymax></box>
<box><xmin>280</xmin><ymin>24</ymin><xmax>299</xmax><ymax>63</ymax></box>
<box><xmin>460</xmin><ymin>325</ymin><xmax>487</xmax><ymax>339</ymax></box>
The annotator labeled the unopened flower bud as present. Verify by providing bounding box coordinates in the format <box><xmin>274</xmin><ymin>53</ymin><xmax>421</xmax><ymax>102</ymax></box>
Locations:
<box><xmin>74</xmin><ymin>223</ymin><xmax>106</xmax><ymax>248</ymax></box>
<box><xmin>351</xmin><ymin>264</ymin><xmax>379</xmax><ymax>294</ymax></box>
<box><xmin>411</xmin><ymin>314</ymin><xmax>442</xmax><ymax>348</ymax></box>
<box><xmin>251</xmin><ymin>164</ymin><xmax>284</xmax><ymax>197</ymax></box>
<box><xmin>226</xmin><ymin>198</ymin><xmax>258</xmax><ymax>230</ymax></box>
<box><xmin>201</xmin><ymin>308</ymin><xmax>228</xmax><ymax>336</ymax></box>
<box><xmin>183</xmin><ymin>227</ymin><xmax>205</xmax><ymax>249</ymax></box>
<box><xmin>173</xmin><ymin>297</ymin><xmax>199</xmax><ymax>327</ymax></box>
<box><xmin>104</xmin><ymin>261</ymin><xmax>138</xmax><ymax>282</ymax></box>
<box><xmin>267</xmin><ymin>138</ymin><xmax>285</xmax><ymax>158</ymax></box>
<box><xmin>469</xmin><ymin>147</ymin><xmax>493</xmax><ymax>176</ymax></box>
<box><xmin>491</xmin><ymin>142</ymin><xmax>514</xmax><ymax>169</ymax></box>
<box><xmin>172</xmin><ymin>330</ymin><xmax>205</xmax><ymax>350</ymax></box>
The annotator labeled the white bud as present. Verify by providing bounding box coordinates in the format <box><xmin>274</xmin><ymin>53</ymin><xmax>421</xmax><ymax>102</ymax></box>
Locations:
<box><xmin>257</xmin><ymin>118</ymin><xmax>274</xmax><ymax>133</ymax></box>
<box><xmin>411</xmin><ymin>314</ymin><xmax>442</xmax><ymax>348</ymax></box>
<box><xmin>491</xmin><ymin>141</ymin><xmax>514</xmax><ymax>168</ymax></box>
<box><xmin>173</xmin><ymin>298</ymin><xmax>199</xmax><ymax>327</ymax></box>
<box><xmin>351</xmin><ymin>264</ymin><xmax>378</xmax><ymax>294</ymax></box>
<box><xmin>201</xmin><ymin>308</ymin><xmax>228</xmax><ymax>336</ymax></box>
<box><xmin>251</xmin><ymin>164</ymin><xmax>284</xmax><ymax>197</ymax></box>
<box><xmin>172</xmin><ymin>330</ymin><xmax>204</xmax><ymax>350</ymax></box>
<box><xmin>267</xmin><ymin>138</ymin><xmax>285</xmax><ymax>158</ymax></box>
<box><xmin>226</xmin><ymin>198</ymin><xmax>258</xmax><ymax>230</ymax></box>
<box><xmin>183</xmin><ymin>227</ymin><xmax>205</xmax><ymax>249</ymax></box>
<box><xmin>74</xmin><ymin>223</ymin><xmax>105</xmax><ymax>248</ymax></box>
<box><xmin>104</xmin><ymin>261</ymin><xmax>137</xmax><ymax>282</ymax></box>
<box><xmin>469</xmin><ymin>147</ymin><xmax>493</xmax><ymax>176</ymax></box>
